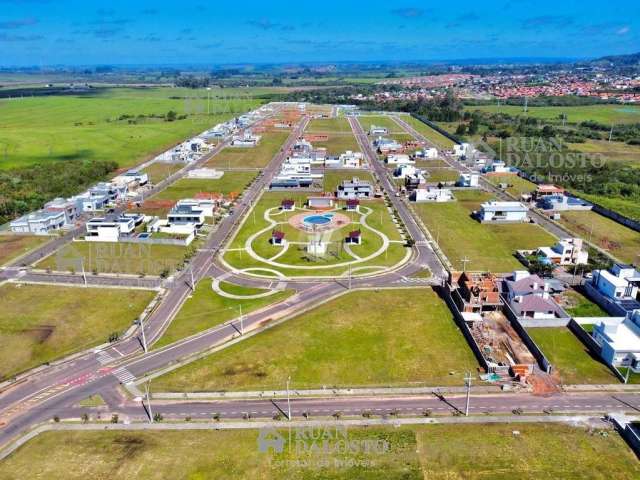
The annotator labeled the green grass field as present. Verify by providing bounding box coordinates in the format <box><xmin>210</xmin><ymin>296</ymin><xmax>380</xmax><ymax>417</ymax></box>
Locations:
<box><xmin>0</xmin><ymin>234</ymin><xmax>51</xmax><ymax>266</ymax></box>
<box><xmin>0</xmin><ymin>87</ymin><xmax>263</xmax><ymax>170</ymax></box>
<box><xmin>359</xmin><ymin>115</ymin><xmax>404</xmax><ymax>133</ymax></box>
<box><xmin>424</xmin><ymin>168</ymin><xmax>460</xmax><ymax>184</ymax></box>
<box><xmin>309</xmin><ymin>133</ymin><xmax>361</xmax><ymax>155</ymax></box>
<box><xmin>485</xmin><ymin>174</ymin><xmax>537</xmax><ymax>198</ymax></box>
<box><xmin>306</xmin><ymin>117</ymin><xmax>353</xmax><ymax>133</ymax></box>
<box><xmin>560</xmin><ymin>288</ymin><xmax>609</xmax><ymax>317</ymax></box>
<box><xmin>569</xmin><ymin>139</ymin><xmax>640</xmax><ymax>164</ymax></box>
<box><xmin>37</xmin><ymin>241</ymin><xmax>189</xmax><ymax>276</ymax></box>
<box><xmin>141</xmin><ymin>161</ymin><xmax>184</xmax><ymax>184</ymax></box>
<box><xmin>402</xmin><ymin>116</ymin><xmax>456</xmax><ymax>149</ymax></box>
<box><xmin>576</xmin><ymin>192</ymin><xmax>640</xmax><ymax>223</ymax></box>
<box><xmin>557</xmin><ymin>210</ymin><xmax>640</xmax><ymax>264</ymax></box>
<box><xmin>465</xmin><ymin>104</ymin><xmax>640</xmax><ymax>125</ymax></box>
<box><xmin>151</xmin><ymin>172</ymin><xmax>257</xmax><ymax>201</ymax></box>
<box><xmin>413</xmin><ymin>190</ymin><xmax>556</xmax><ymax>272</ymax></box>
<box><xmin>152</xmin><ymin>288</ymin><xmax>479</xmax><ymax>392</ymax></box>
<box><xmin>206</xmin><ymin>131</ymin><xmax>289</xmax><ymax>169</ymax></box>
<box><xmin>154</xmin><ymin>279</ymin><xmax>294</xmax><ymax>349</ymax></box>
<box><xmin>528</xmin><ymin>327</ymin><xmax>619</xmax><ymax>384</ymax></box>
<box><xmin>0</xmin><ymin>284</ymin><xmax>154</xmax><ymax>380</ymax></box>
<box><xmin>2</xmin><ymin>423</ymin><xmax>636</xmax><ymax>479</ymax></box>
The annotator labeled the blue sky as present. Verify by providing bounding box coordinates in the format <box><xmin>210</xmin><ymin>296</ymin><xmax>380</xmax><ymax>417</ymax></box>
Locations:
<box><xmin>0</xmin><ymin>0</ymin><xmax>638</xmax><ymax>66</ymax></box>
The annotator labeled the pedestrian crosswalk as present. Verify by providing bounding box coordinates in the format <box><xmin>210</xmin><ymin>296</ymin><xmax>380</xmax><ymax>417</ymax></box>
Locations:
<box><xmin>96</xmin><ymin>350</ymin><xmax>115</xmax><ymax>365</ymax></box>
<box><xmin>113</xmin><ymin>367</ymin><xmax>136</xmax><ymax>384</ymax></box>
<box><xmin>396</xmin><ymin>276</ymin><xmax>433</xmax><ymax>284</ymax></box>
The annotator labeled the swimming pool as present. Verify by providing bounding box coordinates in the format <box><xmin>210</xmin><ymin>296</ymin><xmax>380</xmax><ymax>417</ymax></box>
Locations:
<box><xmin>303</xmin><ymin>213</ymin><xmax>334</xmax><ymax>226</ymax></box>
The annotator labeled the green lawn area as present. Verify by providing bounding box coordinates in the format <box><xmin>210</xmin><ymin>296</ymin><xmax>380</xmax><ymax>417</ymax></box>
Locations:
<box><xmin>154</xmin><ymin>279</ymin><xmax>294</xmax><ymax>349</ymax></box>
<box><xmin>465</xmin><ymin>103</ymin><xmax>640</xmax><ymax>125</ymax></box>
<box><xmin>528</xmin><ymin>327</ymin><xmax>619</xmax><ymax>385</ymax></box>
<box><xmin>151</xmin><ymin>171</ymin><xmax>257</xmax><ymax>201</ymax></box>
<box><xmin>0</xmin><ymin>87</ymin><xmax>263</xmax><ymax>170</ymax></box>
<box><xmin>37</xmin><ymin>241</ymin><xmax>190</xmax><ymax>276</ymax></box>
<box><xmin>576</xmin><ymin>192</ymin><xmax>640</xmax><ymax>223</ymax></box>
<box><xmin>309</xmin><ymin>133</ymin><xmax>361</xmax><ymax>155</ymax></box>
<box><xmin>151</xmin><ymin>288</ymin><xmax>479</xmax><ymax>392</ymax></box>
<box><xmin>321</xmin><ymin>170</ymin><xmax>375</xmax><ymax>192</ymax></box>
<box><xmin>206</xmin><ymin>131</ymin><xmax>289</xmax><ymax>169</ymax></box>
<box><xmin>359</xmin><ymin>115</ymin><xmax>404</xmax><ymax>133</ymax></box>
<box><xmin>560</xmin><ymin>288</ymin><xmax>609</xmax><ymax>317</ymax></box>
<box><xmin>306</xmin><ymin>117</ymin><xmax>352</xmax><ymax>133</ymax></box>
<box><xmin>222</xmin><ymin>189</ymin><xmax>407</xmax><ymax>277</ymax></box>
<box><xmin>141</xmin><ymin>161</ymin><xmax>184</xmax><ymax>184</ymax></box>
<box><xmin>413</xmin><ymin>190</ymin><xmax>556</xmax><ymax>272</ymax></box>
<box><xmin>403</xmin><ymin>116</ymin><xmax>456</xmax><ymax>149</ymax></box>
<box><xmin>569</xmin><ymin>139</ymin><xmax>640</xmax><ymax>165</ymax></box>
<box><xmin>425</xmin><ymin>167</ymin><xmax>460</xmax><ymax>184</ymax></box>
<box><xmin>557</xmin><ymin>210</ymin><xmax>640</xmax><ymax>264</ymax></box>
<box><xmin>485</xmin><ymin>174</ymin><xmax>537</xmax><ymax>198</ymax></box>
<box><xmin>3</xmin><ymin>423</ymin><xmax>636</xmax><ymax>479</ymax></box>
<box><xmin>0</xmin><ymin>234</ymin><xmax>51</xmax><ymax>266</ymax></box>
<box><xmin>0</xmin><ymin>284</ymin><xmax>154</xmax><ymax>380</ymax></box>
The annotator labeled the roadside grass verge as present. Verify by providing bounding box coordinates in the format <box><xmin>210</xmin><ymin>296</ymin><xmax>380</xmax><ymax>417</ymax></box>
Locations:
<box><xmin>205</xmin><ymin>131</ymin><xmax>289</xmax><ymax>169</ymax></box>
<box><xmin>0</xmin><ymin>234</ymin><xmax>52</xmax><ymax>266</ymax></box>
<box><xmin>0</xmin><ymin>283</ymin><xmax>154</xmax><ymax>380</ymax></box>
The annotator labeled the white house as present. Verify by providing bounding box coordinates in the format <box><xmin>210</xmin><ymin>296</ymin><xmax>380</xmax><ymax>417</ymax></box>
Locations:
<box><xmin>535</xmin><ymin>238</ymin><xmax>588</xmax><ymax>266</ymax></box>
<box><xmin>393</xmin><ymin>164</ymin><xmax>418</xmax><ymax>179</ymax></box>
<box><xmin>375</xmin><ymin>137</ymin><xmax>402</xmax><ymax>153</ymax></box>
<box><xmin>339</xmin><ymin>151</ymin><xmax>363</xmax><ymax>169</ymax></box>
<box><xmin>592</xmin><ymin>264</ymin><xmax>640</xmax><ymax>301</ymax></box>
<box><xmin>385</xmin><ymin>154</ymin><xmax>413</xmax><ymax>165</ymax></box>
<box><xmin>231</xmin><ymin>131</ymin><xmax>261</xmax><ymax>147</ymax></box>
<box><xmin>479</xmin><ymin>201</ymin><xmax>528</xmax><ymax>223</ymax></box>
<box><xmin>10</xmin><ymin>209</ymin><xmax>66</xmax><ymax>235</ymax></box>
<box><xmin>592</xmin><ymin>311</ymin><xmax>640</xmax><ymax>371</ymax></box>
<box><xmin>85</xmin><ymin>213</ymin><xmax>144</xmax><ymax>242</ymax></box>
<box><xmin>485</xmin><ymin>161</ymin><xmax>512</xmax><ymax>174</ymax></box>
<box><xmin>175</xmin><ymin>198</ymin><xmax>216</xmax><ymax>217</ymax></box>
<box><xmin>167</xmin><ymin>203</ymin><xmax>206</xmax><ymax>228</ymax></box>
<box><xmin>453</xmin><ymin>143</ymin><xmax>470</xmax><ymax>157</ymax></box>
<box><xmin>112</xmin><ymin>170</ymin><xmax>149</xmax><ymax>189</ymax></box>
<box><xmin>336</xmin><ymin>177</ymin><xmax>373</xmax><ymax>200</ymax></box>
<box><xmin>412</xmin><ymin>187</ymin><xmax>454</xmax><ymax>202</ymax></box>
<box><xmin>414</xmin><ymin>147</ymin><xmax>438</xmax><ymax>159</ymax></box>
<box><xmin>369</xmin><ymin>125</ymin><xmax>388</xmax><ymax>135</ymax></box>
<box><xmin>457</xmin><ymin>173</ymin><xmax>479</xmax><ymax>187</ymax></box>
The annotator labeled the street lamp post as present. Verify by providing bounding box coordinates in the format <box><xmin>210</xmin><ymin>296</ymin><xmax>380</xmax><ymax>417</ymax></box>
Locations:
<box><xmin>286</xmin><ymin>376</ymin><xmax>292</xmax><ymax>421</ymax></box>
<box><xmin>464</xmin><ymin>371</ymin><xmax>472</xmax><ymax>416</ymax></box>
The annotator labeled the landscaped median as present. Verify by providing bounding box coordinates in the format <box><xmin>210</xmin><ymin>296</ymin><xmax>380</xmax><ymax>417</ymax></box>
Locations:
<box><xmin>150</xmin><ymin>288</ymin><xmax>480</xmax><ymax>393</ymax></box>
<box><xmin>0</xmin><ymin>283</ymin><xmax>155</xmax><ymax>381</ymax></box>
<box><xmin>0</xmin><ymin>423</ymin><xmax>636</xmax><ymax>478</ymax></box>
<box><xmin>153</xmin><ymin>279</ymin><xmax>294</xmax><ymax>349</ymax></box>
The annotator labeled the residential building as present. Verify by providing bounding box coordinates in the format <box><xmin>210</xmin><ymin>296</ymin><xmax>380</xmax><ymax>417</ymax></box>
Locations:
<box><xmin>112</xmin><ymin>170</ymin><xmax>149</xmax><ymax>189</ymax></box>
<box><xmin>479</xmin><ymin>201</ymin><xmax>528</xmax><ymax>223</ymax></box>
<box><xmin>339</xmin><ymin>150</ymin><xmax>363</xmax><ymax>168</ymax></box>
<box><xmin>411</xmin><ymin>187</ymin><xmax>454</xmax><ymax>202</ymax></box>
<box><xmin>336</xmin><ymin>177</ymin><xmax>373</xmax><ymax>200</ymax></box>
<box><xmin>85</xmin><ymin>213</ymin><xmax>144</xmax><ymax>242</ymax></box>
<box><xmin>10</xmin><ymin>209</ymin><xmax>66</xmax><ymax>235</ymax></box>
<box><xmin>167</xmin><ymin>203</ymin><xmax>206</xmax><ymax>228</ymax></box>
<box><xmin>393</xmin><ymin>164</ymin><xmax>418</xmax><ymax>179</ymax></box>
<box><xmin>539</xmin><ymin>194</ymin><xmax>592</xmax><ymax>211</ymax></box>
<box><xmin>484</xmin><ymin>161</ymin><xmax>514</xmax><ymax>174</ymax></box>
<box><xmin>456</xmin><ymin>173</ymin><xmax>480</xmax><ymax>187</ymax></box>
<box><xmin>369</xmin><ymin>125</ymin><xmax>388</xmax><ymax>135</ymax></box>
<box><xmin>43</xmin><ymin>198</ymin><xmax>79</xmax><ymax>225</ymax></box>
<box><xmin>534</xmin><ymin>184</ymin><xmax>565</xmax><ymax>200</ymax></box>
<box><xmin>385</xmin><ymin>153</ymin><xmax>413</xmax><ymax>165</ymax></box>
<box><xmin>535</xmin><ymin>238</ymin><xmax>589</xmax><ymax>266</ymax></box>
<box><xmin>453</xmin><ymin>142</ymin><xmax>470</xmax><ymax>157</ymax></box>
<box><xmin>452</xmin><ymin>271</ymin><xmax>503</xmax><ymax>313</ymax></box>
<box><xmin>375</xmin><ymin>137</ymin><xmax>403</xmax><ymax>153</ymax></box>
<box><xmin>592</xmin><ymin>264</ymin><xmax>640</xmax><ymax>302</ymax></box>
<box><xmin>404</xmin><ymin>173</ymin><xmax>426</xmax><ymax>191</ymax></box>
<box><xmin>504</xmin><ymin>271</ymin><xmax>567</xmax><ymax>319</ymax></box>
<box><xmin>592</xmin><ymin>310</ymin><xmax>640</xmax><ymax>371</ymax></box>
<box><xmin>175</xmin><ymin>198</ymin><xmax>216</xmax><ymax>217</ymax></box>
<box><xmin>415</xmin><ymin>147</ymin><xmax>438</xmax><ymax>159</ymax></box>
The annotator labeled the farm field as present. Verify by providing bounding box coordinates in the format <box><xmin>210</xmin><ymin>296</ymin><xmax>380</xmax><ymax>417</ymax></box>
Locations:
<box><xmin>557</xmin><ymin>210</ymin><xmax>640</xmax><ymax>264</ymax></box>
<box><xmin>464</xmin><ymin>103</ymin><xmax>640</xmax><ymax>124</ymax></box>
<box><xmin>151</xmin><ymin>288</ymin><xmax>480</xmax><ymax>392</ymax></box>
<box><xmin>205</xmin><ymin>131</ymin><xmax>289</xmax><ymax>169</ymax></box>
<box><xmin>0</xmin><ymin>283</ymin><xmax>154</xmax><ymax>380</ymax></box>
<box><xmin>0</xmin><ymin>87</ymin><xmax>265</xmax><ymax>170</ymax></box>
<box><xmin>1</xmin><ymin>423</ymin><xmax>636</xmax><ymax>479</ymax></box>
<box><xmin>569</xmin><ymin>139</ymin><xmax>640</xmax><ymax>164</ymax></box>
<box><xmin>402</xmin><ymin>116</ymin><xmax>456</xmax><ymax>149</ymax></box>
<box><xmin>528</xmin><ymin>327</ymin><xmax>619</xmax><ymax>384</ymax></box>
<box><xmin>484</xmin><ymin>173</ymin><xmax>537</xmax><ymax>198</ymax></box>
<box><xmin>37</xmin><ymin>241</ymin><xmax>189</xmax><ymax>276</ymax></box>
<box><xmin>154</xmin><ymin>279</ymin><xmax>294</xmax><ymax>349</ymax></box>
<box><xmin>0</xmin><ymin>234</ymin><xmax>51</xmax><ymax>266</ymax></box>
<box><xmin>413</xmin><ymin>189</ymin><xmax>556</xmax><ymax>272</ymax></box>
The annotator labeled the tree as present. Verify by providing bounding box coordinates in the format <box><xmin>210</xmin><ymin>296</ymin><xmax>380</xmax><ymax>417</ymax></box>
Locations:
<box><xmin>166</xmin><ymin>110</ymin><xmax>177</xmax><ymax>122</ymax></box>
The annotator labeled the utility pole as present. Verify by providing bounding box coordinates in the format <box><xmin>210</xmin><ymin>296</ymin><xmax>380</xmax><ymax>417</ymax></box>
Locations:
<box><xmin>609</xmin><ymin>124</ymin><xmax>614</xmax><ymax>142</ymax></box>
<box><xmin>239</xmin><ymin>304</ymin><xmax>244</xmax><ymax>335</ymax></box>
<box><xmin>206</xmin><ymin>87</ymin><xmax>211</xmax><ymax>116</ymax></box>
<box><xmin>460</xmin><ymin>257</ymin><xmax>471</xmax><ymax>272</ymax></box>
<box><xmin>145</xmin><ymin>381</ymin><xmax>153</xmax><ymax>423</ymax></box>
<box><xmin>286</xmin><ymin>376</ymin><xmax>292</xmax><ymax>421</ymax></box>
<box><xmin>140</xmin><ymin>314</ymin><xmax>148</xmax><ymax>353</ymax></box>
<box><xmin>81</xmin><ymin>259</ymin><xmax>87</xmax><ymax>287</ymax></box>
<box><xmin>348</xmin><ymin>263</ymin><xmax>352</xmax><ymax>290</ymax></box>
<box><xmin>464</xmin><ymin>371</ymin><xmax>472</xmax><ymax>416</ymax></box>
<box><xmin>625</xmin><ymin>367</ymin><xmax>631</xmax><ymax>384</ymax></box>
<box><xmin>190</xmin><ymin>264</ymin><xmax>195</xmax><ymax>291</ymax></box>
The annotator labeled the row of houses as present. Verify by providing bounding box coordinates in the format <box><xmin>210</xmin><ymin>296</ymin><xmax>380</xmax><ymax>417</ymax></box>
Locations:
<box><xmin>10</xmin><ymin>171</ymin><xmax>149</xmax><ymax>235</ymax></box>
